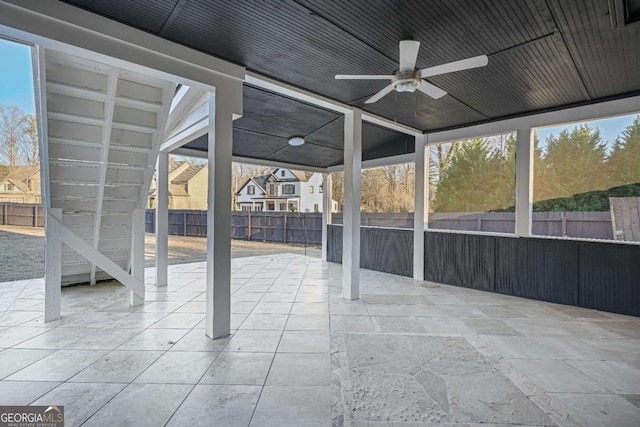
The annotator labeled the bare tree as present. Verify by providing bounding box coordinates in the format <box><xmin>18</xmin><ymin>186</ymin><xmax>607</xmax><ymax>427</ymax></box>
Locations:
<box><xmin>19</xmin><ymin>113</ymin><xmax>39</xmax><ymax>166</ymax></box>
<box><xmin>0</xmin><ymin>105</ymin><xmax>24</xmax><ymax>171</ymax></box>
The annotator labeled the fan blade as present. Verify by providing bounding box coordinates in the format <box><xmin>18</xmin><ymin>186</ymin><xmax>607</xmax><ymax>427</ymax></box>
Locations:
<box><xmin>335</xmin><ymin>74</ymin><xmax>393</xmax><ymax>80</ymax></box>
<box><xmin>417</xmin><ymin>81</ymin><xmax>447</xmax><ymax>99</ymax></box>
<box><xmin>365</xmin><ymin>85</ymin><xmax>394</xmax><ymax>104</ymax></box>
<box><xmin>420</xmin><ymin>55</ymin><xmax>488</xmax><ymax>78</ymax></box>
<box><xmin>399</xmin><ymin>40</ymin><xmax>421</xmax><ymax>72</ymax></box>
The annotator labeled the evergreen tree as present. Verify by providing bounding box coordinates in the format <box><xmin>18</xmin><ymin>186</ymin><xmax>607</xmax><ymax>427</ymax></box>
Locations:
<box><xmin>606</xmin><ymin>116</ymin><xmax>640</xmax><ymax>187</ymax></box>
<box><xmin>541</xmin><ymin>124</ymin><xmax>607</xmax><ymax>201</ymax></box>
<box><xmin>432</xmin><ymin>137</ymin><xmax>515</xmax><ymax>212</ymax></box>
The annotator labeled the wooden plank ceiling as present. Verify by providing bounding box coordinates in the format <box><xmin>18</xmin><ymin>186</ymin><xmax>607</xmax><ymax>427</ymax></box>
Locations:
<box><xmin>61</xmin><ymin>0</ymin><xmax>640</xmax><ymax>167</ymax></box>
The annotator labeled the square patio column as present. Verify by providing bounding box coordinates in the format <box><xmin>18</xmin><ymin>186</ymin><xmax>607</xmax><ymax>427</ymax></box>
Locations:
<box><xmin>515</xmin><ymin>128</ymin><xmax>534</xmax><ymax>237</ymax></box>
<box><xmin>342</xmin><ymin>108</ymin><xmax>362</xmax><ymax>300</ymax></box>
<box><xmin>321</xmin><ymin>172</ymin><xmax>332</xmax><ymax>261</ymax></box>
<box><xmin>206</xmin><ymin>80</ymin><xmax>242</xmax><ymax>339</ymax></box>
<box><xmin>155</xmin><ymin>150</ymin><xmax>169</xmax><ymax>287</ymax></box>
<box><xmin>413</xmin><ymin>134</ymin><xmax>428</xmax><ymax>280</ymax></box>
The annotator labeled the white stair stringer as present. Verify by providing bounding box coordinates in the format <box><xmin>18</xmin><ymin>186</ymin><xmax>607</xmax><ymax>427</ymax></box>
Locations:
<box><xmin>42</xmin><ymin>49</ymin><xmax>176</xmax><ymax>286</ymax></box>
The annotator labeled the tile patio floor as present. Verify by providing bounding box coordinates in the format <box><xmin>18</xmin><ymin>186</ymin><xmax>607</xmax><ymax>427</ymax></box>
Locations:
<box><xmin>0</xmin><ymin>253</ymin><xmax>639</xmax><ymax>426</ymax></box>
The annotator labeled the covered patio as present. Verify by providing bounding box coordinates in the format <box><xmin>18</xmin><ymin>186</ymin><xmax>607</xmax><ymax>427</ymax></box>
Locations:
<box><xmin>1</xmin><ymin>256</ymin><xmax>639</xmax><ymax>425</ymax></box>
<box><xmin>0</xmin><ymin>0</ymin><xmax>639</xmax><ymax>426</ymax></box>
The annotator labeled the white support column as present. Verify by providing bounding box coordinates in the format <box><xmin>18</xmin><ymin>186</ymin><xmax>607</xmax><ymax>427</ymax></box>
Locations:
<box><xmin>130</xmin><ymin>209</ymin><xmax>145</xmax><ymax>306</ymax></box>
<box><xmin>206</xmin><ymin>81</ymin><xmax>241</xmax><ymax>339</ymax></box>
<box><xmin>155</xmin><ymin>151</ymin><xmax>169</xmax><ymax>287</ymax></box>
<box><xmin>413</xmin><ymin>134</ymin><xmax>428</xmax><ymax>280</ymax></box>
<box><xmin>342</xmin><ymin>108</ymin><xmax>362</xmax><ymax>300</ymax></box>
<box><xmin>44</xmin><ymin>208</ymin><xmax>62</xmax><ymax>321</ymax></box>
<box><xmin>515</xmin><ymin>128</ymin><xmax>534</xmax><ymax>237</ymax></box>
<box><xmin>321</xmin><ymin>173</ymin><xmax>332</xmax><ymax>261</ymax></box>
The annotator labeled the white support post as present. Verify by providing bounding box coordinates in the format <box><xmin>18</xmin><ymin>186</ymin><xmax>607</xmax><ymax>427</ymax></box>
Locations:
<box><xmin>44</xmin><ymin>208</ymin><xmax>62</xmax><ymax>321</ymax></box>
<box><xmin>90</xmin><ymin>67</ymin><xmax>118</xmax><ymax>285</ymax></box>
<box><xmin>413</xmin><ymin>134</ymin><xmax>428</xmax><ymax>280</ymax></box>
<box><xmin>206</xmin><ymin>81</ymin><xmax>241</xmax><ymax>339</ymax></box>
<box><xmin>342</xmin><ymin>108</ymin><xmax>362</xmax><ymax>300</ymax></box>
<box><xmin>130</xmin><ymin>209</ymin><xmax>145</xmax><ymax>306</ymax></box>
<box><xmin>321</xmin><ymin>173</ymin><xmax>332</xmax><ymax>261</ymax></box>
<box><xmin>155</xmin><ymin>151</ymin><xmax>169</xmax><ymax>287</ymax></box>
<box><xmin>515</xmin><ymin>128</ymin><xmax>534</xmax><ymax>237</ymax></box>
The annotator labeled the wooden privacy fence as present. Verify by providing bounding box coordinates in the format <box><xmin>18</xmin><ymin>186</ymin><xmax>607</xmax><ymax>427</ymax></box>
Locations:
<box><xmin>145</xmin><ymin>210</ymin><xmax>323</xmax><ymax>245</ymax></box>
<box><xmin>0</xmin><ymin>203</ymin><xmax>44</xmax><ymax>227</ymax></box>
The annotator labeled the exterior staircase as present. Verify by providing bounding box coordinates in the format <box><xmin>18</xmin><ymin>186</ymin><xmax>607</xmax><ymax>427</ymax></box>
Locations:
<box><xmin>40</xmin><ymin>49</ymin><xmax>175</xmax><ymax>285</ymax></box>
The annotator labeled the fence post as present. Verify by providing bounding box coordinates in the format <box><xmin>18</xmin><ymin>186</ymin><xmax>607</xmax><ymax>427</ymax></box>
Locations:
<box><xmin>476</xmin><ymin>214</ymin><xmax>482</xmax><ymax>231</ymax></box>
<box><xmin>33</xmin><ymin>205</ymin><xmax>38</xmax><ymax>227</ymax></box>
<box><xmin>283</xmin><ymin>213</ymin><xmax>287</xmax><ymax>244</ymax></box>
<box><xmin>247</xmin><ymin>213</ymin><xmax>251</xmax><ymax>240</ymax></box>
<box><xmin>183</xmin><ymin>211</ymin><xmax>188</xmax><ymax>236</ymax></box>
<box><xmin>561</xmin><ymin>212</ymin><xmax>567</xmax><ymax>236</ymax></box>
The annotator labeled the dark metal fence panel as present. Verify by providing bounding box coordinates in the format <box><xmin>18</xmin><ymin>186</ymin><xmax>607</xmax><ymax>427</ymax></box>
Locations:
<box><xmin>326</xmin><ymin>225</ymin><xmax>413</xmax><ymax>277</ymax></box>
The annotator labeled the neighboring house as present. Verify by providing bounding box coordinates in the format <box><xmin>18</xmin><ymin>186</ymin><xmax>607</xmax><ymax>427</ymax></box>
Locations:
<box><xmin>235</xmin><ymin>167</ymin><xmax>338</xmax><ymax>213</ymax></box>
<box><xmin>0</xmin><ymin>166</ymin><xmax>41</xmax><ymax>203</ymax></box>
<box><xmin>149</xmin><ymin>160</ymin><xmax>208</xmax><ymax>209</ymax></box>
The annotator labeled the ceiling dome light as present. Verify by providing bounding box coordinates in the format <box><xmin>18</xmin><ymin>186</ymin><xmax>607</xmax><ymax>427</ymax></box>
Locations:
<box><xmin>288</xmin><ymin>136</ymin><xmax>305</xmax><ymax>146</ymax></box>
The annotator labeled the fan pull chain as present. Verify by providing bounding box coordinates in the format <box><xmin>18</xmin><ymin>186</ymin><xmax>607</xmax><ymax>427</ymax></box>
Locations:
<box><xmin>414</xmin><ymin>92</ymin><xmax>418</xmax><ymax>118</ymax></box>
<box><xmin>394</xmin><ymin>91</ymin><xmax>398</xmax><ymax>123</ymax></box>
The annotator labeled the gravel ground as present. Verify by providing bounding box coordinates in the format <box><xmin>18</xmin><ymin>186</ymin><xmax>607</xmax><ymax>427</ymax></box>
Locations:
<box><xmin>0</xmin><ymin>225</ymin><xmax>320</xmax><ymax>283</ymax></box>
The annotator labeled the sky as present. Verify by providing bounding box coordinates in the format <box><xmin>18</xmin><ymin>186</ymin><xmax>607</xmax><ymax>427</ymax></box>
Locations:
<box><xmin>535</xmin><ymin>114</ymin><xmax>637</xmax><ymax>151</ymax></box>
<box><xmin>0</xmin><ymin>38</ymin><xmax>35</xmax><ymax>114</ymax></box>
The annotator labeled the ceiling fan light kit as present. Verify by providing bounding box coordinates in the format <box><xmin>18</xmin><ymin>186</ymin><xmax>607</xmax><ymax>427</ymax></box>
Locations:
<box><xmin>335</xmin><ymin>40</ymin><xmax>488</xmax><ymax>104</ymax></box>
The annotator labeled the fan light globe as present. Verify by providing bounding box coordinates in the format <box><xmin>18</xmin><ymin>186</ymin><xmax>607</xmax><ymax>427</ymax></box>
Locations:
<box><xmin>288</xmin><ymin>136</ymin><xmax>305</xmax><ymax>146</ymax></box>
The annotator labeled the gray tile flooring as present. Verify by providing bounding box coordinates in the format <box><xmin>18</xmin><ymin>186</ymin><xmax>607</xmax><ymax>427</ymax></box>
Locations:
<box><xmin>0</xmin><ymin>253</ymin><xmax>639</xmax><ymax>426</ymax></box>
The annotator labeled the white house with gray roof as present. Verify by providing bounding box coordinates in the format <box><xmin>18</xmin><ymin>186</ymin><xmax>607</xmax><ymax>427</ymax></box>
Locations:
<box><xmin>235</xmin><ymin>168</ymin><xmax>338</xmax><ymax>213</ymax></box>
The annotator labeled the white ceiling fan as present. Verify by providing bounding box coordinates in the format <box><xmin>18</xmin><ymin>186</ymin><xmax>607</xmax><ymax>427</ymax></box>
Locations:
<box><xmin>335</xmin><ymin>40</ymin><xmax>488</xmax><ymax>104</ymax></box>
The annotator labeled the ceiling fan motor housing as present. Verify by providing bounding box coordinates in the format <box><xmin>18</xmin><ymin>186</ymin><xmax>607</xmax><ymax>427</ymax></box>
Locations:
<box><xmin>392</xmin><ymin>70</ymin><xmax>421</xmax><ymax>93</ymax></box>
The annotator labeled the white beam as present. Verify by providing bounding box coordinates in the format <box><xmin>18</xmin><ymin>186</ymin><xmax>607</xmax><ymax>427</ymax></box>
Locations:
<box><xmin>413</xmin><ymin>134</ymin><xmax>427</xmax><ymax>280</ymax></box>
<box><xmin>342</xmin><ymin>108</ymin><xmax>362</xmax><ymax>300</ymax></box>
<box><xmin>206</xmin><ymin>78</ymin><xmax>243</xmax><ymax>339</ymax></box>
<box><xmin>232</xmin><ymin>156</ymin><xmax>328</xmax><ymax>174</ymax></box>
<box><xmin>322</xmin><ymin>173</ymin><xmax>332</xmax><ymax>261</ymax></box>
<box><xmin>426</xmin><ymin>95</ymin><xmax>640</xmax><ymax>145</ymax></box>
<box><xmin>0</xmin><ymin>0</ymin><xmax>245</xmax><ymax>90</ymax></box>
<box><xmin>515</xmin><ymin>129</ymin><xmax>534</xmax><ymax>237</ymax></box>
<box><xmin>326</xmin><ymin>152</ymin><xmax>416</xmax><ymax>173</ymax></box>
<box><xmin>361</xmin><ymin>112</ymin><xmax>423</xmax><ymax>137</ymax></box>
<box><xmin>155</xmin><ymin>151</ymin><xmax>169</xmax><ymax>287</ymax></box>
<box><xmin>90</xmin><ymin>67</ymin><xmax>118</xmax><ymax>285</ymax></box>
<box><xmin>130</xmin><ymin>209</ymin><xmax>145</xmax><ymax>306</ymax></box>
<box><xmin>44</xmin><ymin>208</ymin><xmax>62</xmax><ymax>322</ymax></box>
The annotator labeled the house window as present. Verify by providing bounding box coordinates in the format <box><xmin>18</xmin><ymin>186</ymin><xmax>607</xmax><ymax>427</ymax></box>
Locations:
<box><xmin>247</xmin><ymin>185</ymin><xmax>255</xmax><ymax>195</ymax></box>
<box><xmin>269</xmin><ymin>184</ymin><xmax>277</xmax><ymax>195</ymax></box>
<box><xmin>314</xmin><ymin>203</ymin><xmax>319</xmax><ymax>213</ymax></box>
<box><xmin>254</xmin><ymin>204</ymin><xmax>263</xmax><ymax>211</ymax></box>
<box><xmin>4</xmin><ymin>183</ymin><xmax>13</xmax><ymax>191</ymax></box>
<box><xmin>267</xmin><ymin>202</ymin><xmax>275</xmax><ymax>211</ymax></box>
<box><xmin>319</xmin><ymin>184</ymin><xmax>323</xmax><ymax>193</ymax></box>
<box><xmin>282</xmin><ymin>184</ymin><xmax>295</xmax><ymax>195</ymax></box>
<box><xmin>309</xmin><ymin>186</ymin><xmax>314</xmax><ymax>194</ymax></box>
<box><xmin>281</xmin><ymin>170</ymin><xmax>286</xmax><ymax>177</ymax></box>
<box><xmin>241</xmin><ymin>205</ymin><xmax>251</xmax><ymax>211</ymax></box>
<box><xmin>279</xmin><ymin>203</ymin><xmax>286</xmax><ymax>211</ymax></box>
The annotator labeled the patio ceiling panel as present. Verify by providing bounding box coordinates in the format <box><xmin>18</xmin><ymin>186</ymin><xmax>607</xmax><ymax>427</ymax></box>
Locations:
<box><xmin>548</xmin><ymin>0</ymin><xmax>640</xmax><ymax>99</ymax></box>
<box><xmin>62</xmin><ymin>0</ymin><xmax>178</xmax><ymax>33</ymax></box>
<box><xmin>427</xmin><ymin>33</ymin><xmax>589</xmax><ymax>120</ymax></box>
<box><xmin>236</xmin><ymin>85</ymin><xmax>339</xmax><ymax>139</ymax></box>
<box><xmin>62</xmin><ymin>0</ymin><xmax>640</xmax><ymax>138</ymax></box>
<box><xmin>160</xmin><ymin>0</ymin><xmax>399</xmax><ymax>104</ymax></box>
<box><xmin>265</xmin><ymin>141</ymin><xmax>344</xmax><ymax>169</ymax></box>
